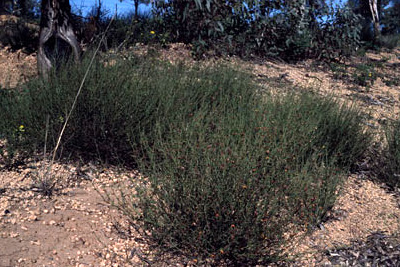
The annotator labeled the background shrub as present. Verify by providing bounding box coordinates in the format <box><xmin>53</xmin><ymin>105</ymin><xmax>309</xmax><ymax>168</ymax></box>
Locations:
<box><xmin>379</xmin><ymin>120</ymin><xmax>400</xmax><ymax>189</ymax></box>
<box><xmin>0</xmin><ymin>15</ymin><xmax>38</xmax><ymax>52</ymax></box>
<box><xmin>353</xmin><ymin>63</ymin><xmax>378</xmax><ymax>87</ymax></box>
<box><xmin>150</xmin><ymin>0</ymin><xmax>362</xmax><ymax>60</ymax></box>
<box><xmin>379</xmin><ymin>34</ymin><xmax>400</xmax><ymax>50</ymax></box>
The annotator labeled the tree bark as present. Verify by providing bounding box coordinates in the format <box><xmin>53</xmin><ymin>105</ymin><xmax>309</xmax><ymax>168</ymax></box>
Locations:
<box><xmin>135</xmin><ymin>0</ymin><xmax>139</xmax><ymax>20</ymax></box>
<box><xmin>0</xmin><ymin>1</ymin><xmax>5</xmax><ymax>14</ymax></box>
<box><xmin>369</xmin><ymin>0</ymin><xmax>381</xmax><ymax>41</ymax></box>
<box><xmin>17</xmin><ymin>0</ymin><xmax>27</xmax><ymax>17</ymax></box>
<box><xmin>38</xmin><ymin>0</ymin><xmax>81</xmax><ymax>77</ymax></box>
<box><xmin>0</xmin><ymin>0</ymin><xmax>12</xmax><ymax>14</ymax></box>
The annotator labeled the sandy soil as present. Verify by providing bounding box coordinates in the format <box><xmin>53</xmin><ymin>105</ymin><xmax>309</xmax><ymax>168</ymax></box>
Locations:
<box><xmin>1</xmin><ymin>43</ymin><xmax>400</xmax><ymax>266</ymax></box>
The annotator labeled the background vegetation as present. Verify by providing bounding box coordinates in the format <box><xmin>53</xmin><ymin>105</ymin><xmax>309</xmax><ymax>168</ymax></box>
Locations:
<box><xmin>1</xmin><ymin>0</ymin><xmax>399</xmax><ymax>59</ymax></box>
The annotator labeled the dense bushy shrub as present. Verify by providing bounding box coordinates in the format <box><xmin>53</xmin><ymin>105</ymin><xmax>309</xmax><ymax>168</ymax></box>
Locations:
<box><xmin>0</xmin><ymin>56</ymin><xmax>370</xmax><ymax>263</ymax></box>
<box><xmin>317</xmin><ymin>5</ymin><xmax>362</xmax><ymax>61</ymax></box>
<box><xmin>131</xmin><ymin>88</ymin><xmax>370</xmax><ymax>264</ymax></box>
<box><xmin>0</xmin><ymin>54</ymin><xmax>260</xmax><ymax>164</ymax></box>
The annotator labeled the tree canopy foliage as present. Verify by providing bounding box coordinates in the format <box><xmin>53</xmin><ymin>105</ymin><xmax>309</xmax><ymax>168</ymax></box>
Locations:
<box><xmin>348</xmin><ymin>0</ymin><xmax>400</xmax><ymax>42</ymax></box>
<box><xmin>149</xmin><ymin>0</ymin><xmax>364</xmax><ymax>60</ymax></box>
<box><xmin>0</xmin><ymin>0</ymin><xmax>39</xmax><ymax>18</ymax></box>
<box><xmin>1</xmin><ymin>0</ymin><xmax>399</xmax><ymax>60</ymax></box>
<box><xmin>382</xmin><ymin>0</ymin><xmax>400</xmax><ymax>34</ymax></box>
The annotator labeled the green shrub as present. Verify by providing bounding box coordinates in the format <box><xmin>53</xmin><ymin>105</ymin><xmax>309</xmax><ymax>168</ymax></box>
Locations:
<box><xmin>0</xmin><ymin>16</ymin><xmax>38</xmax><ymax>52</ymax></box>
<box><xmin>102</xmin><ymin>12</ymin><xmax>165</xmax><ymax>49</ymax></box>
<box><xmin>131</xmin><ymin>90</ymin><xmax>370</xmax><ymax>263</ymax></box>
<box><xmin>380</xmin><ymin>120</ymin><xmax>400</xmax><ymax>188</ymax></box>
<box><xmin>353</xmin><ymin>63</ymin><xmax>378</xmax><ymax>87</ymax></box>
<box><xmin>0</xmin><ymin>56</ymin><xmax>370</xmax><ymax>264</ymax></box>
<box><xmin>0</xmin><ymin>54</ymin><xmax>260</xmax><ymax>165</ymax></box>
<box><xmin>151</xmin><ymin>1</ymin><xmax>362</xmax><ymax>60</ymax></box>
<box><xmin>316</xmin><ymin>6</ymin><xmax>362</xmax><ymax>61</ymax></box>
<box><xmin>379</xmin><ymin>34</ymin><xmax>400</xmax><ymax>50</ymax></box>
<box><xmin>330</xmin><ymin>62</ymin><xmax>349</xmax><ymax>80</ymax></box>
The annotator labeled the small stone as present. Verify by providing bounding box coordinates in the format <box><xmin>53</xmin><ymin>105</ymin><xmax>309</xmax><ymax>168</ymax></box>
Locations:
<box><xmin>30</xmin><ymin>240</ymin><xmax>40</xmax><ymax>245</ymax></box>
<box><xmin>49</xmin><ymin>220</ymin><xmax>56</xmax><ymax>225</ymax></box>
<box><xmin>10</xmin><ymin>232</ymin><xmax>19</xmax><ymax>238</ymax></box>
<box><xmin>43</xmin><ymin>209</ymin><xmax>49</xmax><ymax>214</ymax></box>
<box><xmin>28</xmin><ymin>215</ymin><xmax>37</xmax><ymax>221</ymax></box>
<box><xmin>21</xmin><ymin>226</ymin><xmax>28</xmax><ymax>231</ymax></box>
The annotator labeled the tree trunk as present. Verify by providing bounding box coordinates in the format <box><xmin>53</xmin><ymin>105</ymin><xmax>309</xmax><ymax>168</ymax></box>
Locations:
<box><xmin>135</xmin><ymin>0</ymin><xmax>139</xmax><ymax>20</ymax></box>
<box><xmin>0</xmin><ymin>0</ymin><xmax>11</xmax><ymax>14</ymax></box>
<box><xmin>17</xmin><ymin>0</ymin><xmax>27</xmax><ymax>17</ymax></box>
<box><xmin>0</xmin><ymin>0</ymin><xmax>5</xmax><ymax>14</ymax></box>
<box><xmin>298</xmin><ymin>0</ymin><xmax>307</xmax><ymax>33</ymax></box>
<box><xmin>369</xmin><ymin>0</ymin><xmax>381</xmax><ymax>41</ymax></box>
<box><xmin>38</xmin><ymin>0</ymin><xmax>81</xmax><ymax>77</ymax></box>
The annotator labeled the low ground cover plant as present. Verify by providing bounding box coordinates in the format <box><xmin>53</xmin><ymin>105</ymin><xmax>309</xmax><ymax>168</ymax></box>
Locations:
<box><xmin>0</xmin><ymin>55</ymin><xmax>371</xmax><ymax>264</ymax></box>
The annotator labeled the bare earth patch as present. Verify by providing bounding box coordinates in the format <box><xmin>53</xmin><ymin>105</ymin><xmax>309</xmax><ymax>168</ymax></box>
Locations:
<box><xmin>0</xmin><ymin>46</ymin><xmax>36</xmax><ymax>88</ymax></box>
<box><xmin>1</xmin><ymin>45</ymin><xmax>400</xmax><ymax>266</ymax></box>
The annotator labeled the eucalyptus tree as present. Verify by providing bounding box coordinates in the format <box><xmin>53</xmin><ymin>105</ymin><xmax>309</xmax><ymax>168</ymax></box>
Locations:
<box><xmin>349</xmin><ymin>0</ymin><xmax>390</xmax><ymax>41</ymax></box>
<box><xmin>37</xmin><ymin>0</ymin><xmax>81</xmax><ymax>77</ymax></box>
<box><xmin>369</xmin><ymin>0</ymin><xmax>381</xmax><ymax>39</ymax></box>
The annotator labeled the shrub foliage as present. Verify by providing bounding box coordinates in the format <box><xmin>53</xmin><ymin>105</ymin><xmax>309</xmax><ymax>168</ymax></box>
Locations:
<box><xmin>0</xmin><ymin>56</ymin><xmax>370</xmax><ymax>263</ymax></box>
<box><xmin>133</xmin><ymin>88</ymin><xmax>369</xmax><ymax>263</ymax></box>
<box><xmin>151</xmin><ymin>0</ymin><xmax>362</xmax><ymax>60</ymax></box>
<box><xmin>379</xmin><ymin>120</ymin><xmax>400</xmax><ymax>188</ymax></box>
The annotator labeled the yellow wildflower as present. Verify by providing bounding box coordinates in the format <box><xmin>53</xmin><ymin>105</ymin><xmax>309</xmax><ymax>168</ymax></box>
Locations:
<box><xmin>18</xmin><ymin>125</ymin><xmax>25</xmax><ymax>132</ymax></box>
<box><xmin>150</xmin><ymin>30</ymin><xmax>155</xmax><ymax>35</ymax></box>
